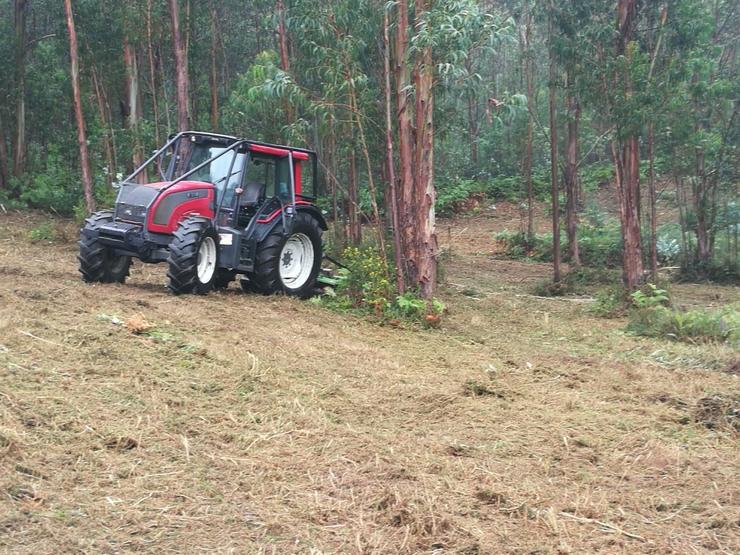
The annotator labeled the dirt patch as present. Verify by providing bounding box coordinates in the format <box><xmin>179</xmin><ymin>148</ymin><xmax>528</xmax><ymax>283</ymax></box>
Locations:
<box><xmin>694</xmin><ymin>394</ymin><xmax>740</xmax><ymax>431</ymax></box>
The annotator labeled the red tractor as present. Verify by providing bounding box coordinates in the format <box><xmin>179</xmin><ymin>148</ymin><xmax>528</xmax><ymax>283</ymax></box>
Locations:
<box><xmin>79</xmin><ymin>131</ymin><xmax>327</xmax><ymax>296</ymax></box>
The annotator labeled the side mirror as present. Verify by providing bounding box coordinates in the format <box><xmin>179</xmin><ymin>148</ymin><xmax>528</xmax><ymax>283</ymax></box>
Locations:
<box><xmin>112</xmin><ymin>182</ymin><xmax>121</xmax><ymax>190</ymax></box>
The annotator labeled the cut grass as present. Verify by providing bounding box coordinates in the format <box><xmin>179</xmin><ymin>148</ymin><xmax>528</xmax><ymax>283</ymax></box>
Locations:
<box><xmin>0</xmin><ymin>211</ymin><xmax>738</xmax><ymax>554</ymax></box>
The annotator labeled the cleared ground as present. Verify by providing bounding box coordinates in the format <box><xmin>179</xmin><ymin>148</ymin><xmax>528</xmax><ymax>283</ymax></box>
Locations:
<box><xmin>0</xmin><ymin>208</ymin><xmax>738</xmax><ymax>554</ymax></box>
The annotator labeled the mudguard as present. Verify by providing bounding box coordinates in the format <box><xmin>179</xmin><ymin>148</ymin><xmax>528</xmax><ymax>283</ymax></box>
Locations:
<box><xmin>253</xmin><ymin>204</ymin><xmax>328</xmax><ymax>243</ymax></box>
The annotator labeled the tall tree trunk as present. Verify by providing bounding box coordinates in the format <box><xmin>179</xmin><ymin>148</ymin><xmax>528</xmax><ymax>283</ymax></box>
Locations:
<box><xmin>693</xmin><ymin>149</ymin><xmax>712</xmax><ymax>264</ymax></box>
<box><xmin>614</xmin><ymin>0</ymin><xmax>644</xmax><ymax>290</ymax></box>
<box><xmin>146</xmin><ymin>0</ymin><xmax>161</xmax><ymax>145</ymax></box>
<box><xmin>209</xmin><ymin>2</ymin><xmax>219</xmax><ymax>130</ymax></box>
<box><xmin>123</xmin><ymin>36</ymin><xmax>144</xmax><ymax>176</ymax></box>
<box><xmin>0</xmin><ymin>114</ymin><xmax>9</xmax><ymax>190</ymax></box>
<box><xmin>522</xmin><ymin>6</ymin><xmax>535</xmax><ymax>245</ymax></box>
<box><xmin>395</xmin><ymin>0</ymin><xmax>416</xmax><ymax>286</ymax></box>
<box><xmin>347</xmin><ymin>147</ymin><xmax>361</xmax><ymax>245</ymax></box>
<box><xmin>413</xmin><ymin>0</ymin><xmax>437</xmax><ymax>298</ymax></box>
<box><xmin>64</xmin><ymin>0</ymin><xmax>94</xmax><ymax>212</ymax></box>
<box><xmin>91</xmin><ymin>64</ymin><xmax>115</xmax><ymax>187</ymax></box>
<box><xmin>13</xmin><ymin>0</ymin><xmax>28</xmax><ymax>177</ymax></box>
<box><xmin>648</xmin><ymin>123</ymin><xmax>658</xmax><ymax>278</ymax></box>
<box><xmin>548</xmin><ymin>5</ymin><xmax>561</xmax><ymax>283</ymax></box>
<box><xmin>276</xmin><ymin>0</ymin><xmax>293</xmax><ymax>124</ymax></box>
<box><xmin>564</xmin><ymin>70</ymin><xmax>581</xmax><ymax>267</ymax></box>
<box><xmin>168</xmin><ymin>0</ymin><xmax>189</xmax><ymax>131</ymax></box>
<box><xmin>383</xmin><ymin>8</ymin><xmax>405</xmax><ymax>294</ymax></box>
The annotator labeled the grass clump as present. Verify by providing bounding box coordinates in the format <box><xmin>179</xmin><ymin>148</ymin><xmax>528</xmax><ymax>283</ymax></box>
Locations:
<box><xmin>532</xmin><ymin>267</ymin><xmax>621</xmax><ymax>297</ymax></box>
<box><xmin>628</xmin><ymin>305</ymin><xmax>738</xmax><ymax>346</ymax></box>
<box><xmin>28</xmin><ymin>222</ymin><xmax>58</xmax><ymax>243</ymax></box>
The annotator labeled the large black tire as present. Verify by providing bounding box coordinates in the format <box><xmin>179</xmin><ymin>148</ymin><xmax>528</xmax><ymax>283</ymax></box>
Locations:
<box><xmin>166</xmin><ymin>216</ymin><xmax>220</xmax><ymax>295</ymax></box>
<box><xmin>78</xmin><ymin>210</ymin><xmax>132</xmax><ymax>283</ymax></box>
<box><xmin>242</xmin><ymin>212</ymin><xmax>323</xmax><ymax>298</ymax></box>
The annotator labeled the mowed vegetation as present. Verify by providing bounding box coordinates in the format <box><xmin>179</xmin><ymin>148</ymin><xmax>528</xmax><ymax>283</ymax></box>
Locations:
<box><xmin>1</xmin><ymin>210</ymin><xmax>737</xmax><ymax>554</ymax></box>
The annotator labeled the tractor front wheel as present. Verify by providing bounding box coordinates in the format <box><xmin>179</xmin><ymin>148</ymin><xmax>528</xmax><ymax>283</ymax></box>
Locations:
<box><xmin>167</xmin><ymin>216</ymin><xmax>219</xmax><ymax>295</ymax></box>
<box><xmin>78</xmin><ymin>210</ymin><xmax>131</xmax><ymax>283</ymax></box>
<box><xmin>243</xmin><ymin>212</ymin><xmax>322</xmax><ymax>298</ymax></box>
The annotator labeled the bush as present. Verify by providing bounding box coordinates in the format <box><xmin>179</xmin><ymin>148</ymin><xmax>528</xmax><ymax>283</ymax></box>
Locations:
<box><xmin>335</xmin><ymin>246</ymin><xmax>392</xmax><ymax>312</ymax></box>
<box><xmin>318</xmin><ymin>246</ymin><xmax>445</xmax><ymax>326</ymax></box>
<box><xmin>630</xmin><ymin>283</ymin><xmax>670</xmax><ymax>309</ymax></box>
<box><xmin>28</xmin><ymin>223</ymin><xmax>58</xmax><ymax>243</ymax></box>
<box><xmin>581</xmin><ymin>163</ymin><xmax>614</xmax><ymax>192</ymax></box>
<box><xmin>436</xmin><ymin>179</ymin><xmax>487</xmax><ymax>216</ymax></box>
<box><xmin>532</xmin><ymin>267</ymin><xmax>621</xmax><ymax>297</ymax></box>
<box><xmin>627</xmin><ymin>305</ymin><xmax>739</xmax><ymax>346</ymax></box>
<box><xmin>591</xmin><ymin>286</ymin><xmax>629</xmax><ymax>318</ymax></box>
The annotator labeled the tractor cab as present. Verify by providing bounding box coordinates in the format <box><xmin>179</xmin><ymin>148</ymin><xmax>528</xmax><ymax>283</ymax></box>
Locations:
<box><xmin>79</xmin><ymin>131</ymin><xmax>326</xmax><ymax>297</ymax></box>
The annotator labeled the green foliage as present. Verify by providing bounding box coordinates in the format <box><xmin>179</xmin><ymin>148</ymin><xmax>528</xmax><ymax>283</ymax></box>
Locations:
<box><xmin>317</xmin><ymin>246</ymin><xmax>444</xmax><ymax>326</ymax></box>
<box><xmin>435</xmin><ymin>179</ymin><xmax>487</xmax><ymax>216</ymax></box>
<box><xmin>335</xmin><ymin>246</ymin><xmax>392</xmax><ymax>312</ymax></box>
<box><xmin>14</xmin><ymin>148</ymin><xmax>79</xmax><ymax>215</ymax></box>
<box><xmin>630</xmin><ymin>283</ymin><xmax>670</xmax><ymax>309</ymax></box>
<box><xmin>580</xmin><ymin>163</ymin><xmax>614</xmax><ymax>192</ymax></box>
<box><xmin>628</xmin><ymin>305</ymin><xmax>739</xmax><ymax>346</ymax></box>
<box><xmin>532</xmin><ymin>267</ymin><xmax>620</xmax><ymax>297</ymax></box>
<box><xmin>591</xmin><ymin>286</ymin><xmax>629</xmax><ymax>318</ymax></box>
<box><xmin>28</xmin><ymin>223</ymin><xmax>58</xmax><ymax>243</ymax></box>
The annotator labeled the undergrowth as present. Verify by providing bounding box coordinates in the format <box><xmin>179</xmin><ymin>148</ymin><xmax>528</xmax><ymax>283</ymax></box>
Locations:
<box><xmin>315</xmin><ymin>246</ymin><xmax>445</xmax><ymax>327</ymax></box>
<box><xmin>628</xmin><ymin>305</ymin><xmax>739</xmax><ymax>347</ymax></box>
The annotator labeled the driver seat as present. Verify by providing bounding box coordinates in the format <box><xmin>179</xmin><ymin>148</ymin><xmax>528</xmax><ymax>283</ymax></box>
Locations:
<box><xmin>242</xmin><ymin>181</ymin><xmax>265</xmax><ymax>207</ymax></box>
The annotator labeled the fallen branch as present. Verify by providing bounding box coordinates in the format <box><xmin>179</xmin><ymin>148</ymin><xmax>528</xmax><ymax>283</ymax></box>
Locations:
<box><xmin>559</xmin><ymin>511</ymin><xmax>645</xmax><ymax>541</ymax></box>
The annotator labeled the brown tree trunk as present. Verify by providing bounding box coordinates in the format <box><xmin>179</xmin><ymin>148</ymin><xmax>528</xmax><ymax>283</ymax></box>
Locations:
<box><xmin>522</xmin><ymin>6</ymin><xmax>535</xmax><ymax>245</ymax></box>
<box><xmin>564</xmin><ymin>71</ymin><xmax>580</xmax><ymax>267</ymax></box>
<box><xmin>276</xmin><ymin>0</ymin><xmax>293</xmax><ymax>124</ymax></box>
<box><xmin>347</xmin><ymin>148</ymin><xmax>361</xmax><ymax>245</ymax></box>
<box><xmin>146</xmin><ymin>0</ymin><xmax>161</xmax><ymax>145</ymax></box>
<box><xmin>64</xmin><ymin>0</ymin><xmax>95</xmax><ymax>212</ymax></box>
<box><xmin>413</xmin><ymin>0</ymin><xmax>437</xmax><ymax>298</ymax></box>
<box><xmin>168</xmin><ymin>0</ymin><xmax>189</xmax><ymax>131</ymax></box>
<box><xmin>548</xmin><ymin>4</ymin><xmax>561</xmax><ymax>283</ymax></box>
<box><xmin>693</xmin><ymin>149</ymin><xmax>711</xmax><ymax>264</ymax></box>
<box><xmin>384</xmin><ymin>9</ymin><xmax>405</xmax><ymax>294</ymax></box>
<box><xmin>13</xmin><ymin>0</ymin><xmax>28</xmax><ymax>177</ymax></box>
<box><xmin>648</xmin><ymin>123</ymin><xmax>658</xmax><ymax>278</ymax></box>
<box><xmin>0</xmin><ymin>114</ymin><xmax>9</xmax><ymax>190</ymax></box>
<box><xmin>209</xmin><ymin>2</ymin><xmax>219</xmax><ymax>130</ymax></box>
<box><xmin>614</xmin><ymin>0</ymin><xmax>644</xmax><ymax>290</ymax></box>
<box><xmin>395</xmin><ymin>0</ymin><xmax>416</xmax><ymax>286</ymax></box>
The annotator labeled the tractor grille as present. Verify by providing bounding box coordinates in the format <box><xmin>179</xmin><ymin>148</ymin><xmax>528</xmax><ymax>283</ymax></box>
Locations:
<box><xmin>116</xmin><ymin>202</ymin><xmax>147</xmax><ymax>224</ymax></box>
<box><xmin>115</xmin><ymin>183</ymin><xmax>160</xmax><ymax>224</ymax></box>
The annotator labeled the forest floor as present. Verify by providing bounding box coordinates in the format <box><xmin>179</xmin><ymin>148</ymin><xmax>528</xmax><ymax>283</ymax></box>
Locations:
<box><xmin>0</xmin><ymin>207</ymin><xmax>738</xmax><ymax>554</ymax></box>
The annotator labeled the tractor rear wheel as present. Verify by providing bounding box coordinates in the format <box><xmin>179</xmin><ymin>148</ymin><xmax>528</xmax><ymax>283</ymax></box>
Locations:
<box><xmin>167</xmin><ymin>216</ymin><xmax>219</xmax><ymax>295</ymax></box>
<box><xmin>78</xmin><ymin>210</ymin><xmax>131</xmax><ymax>283</ymax></box>
<box><xmin>243</xmin><ymin>212</ymin><xmax>322</xmax><ymax>298</ymax></box>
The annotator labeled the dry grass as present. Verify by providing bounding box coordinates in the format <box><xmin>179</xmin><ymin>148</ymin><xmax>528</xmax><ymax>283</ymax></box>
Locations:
<box><xmin>0</xmin><ymin>209</ymin><xmax>738</xmax><ymax>554</ymax></box>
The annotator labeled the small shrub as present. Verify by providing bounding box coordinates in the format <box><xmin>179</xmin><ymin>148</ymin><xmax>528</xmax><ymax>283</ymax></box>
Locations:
<box><xmin>591</xmin><ymin>286</ymin><xmax>628</xmax><ymax>318</ymax></box>
<box><xmin>630</xmin><ymin>283</ymin><xmax>670</xmax><ymax>309</ymax></box>
<box><xmin>28</xmin><ymin>223</ymin><xmax>58</xmax><ymax>243</ymax></box>
<box><xmin>335</xmin><ymin>246</ymin><xmax>391</xmax><ymax>312</ymax></box>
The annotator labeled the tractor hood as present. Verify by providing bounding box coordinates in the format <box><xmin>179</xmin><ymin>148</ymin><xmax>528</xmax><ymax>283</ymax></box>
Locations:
<box><xmin>115</xmin><ymin>181</ymin><xmax>214</xmax><ymax>225</ymax></box>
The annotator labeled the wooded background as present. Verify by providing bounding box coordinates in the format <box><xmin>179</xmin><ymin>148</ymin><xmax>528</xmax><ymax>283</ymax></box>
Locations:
<box><xmin>0</xmin><ymin>0</ymin><xmax>737</xmax><ymax>296</ymax></box>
